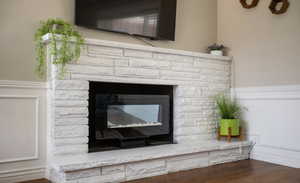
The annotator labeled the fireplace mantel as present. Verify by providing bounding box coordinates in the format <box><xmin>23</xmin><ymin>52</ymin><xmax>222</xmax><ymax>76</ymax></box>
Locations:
<box><xmin>44</xmin><ymin>34</ymin><xmax>250</xmax><ymax>183</ymax></box>
<box><xmin>42</xmin><ymin>33</ymin><xmax>232</xmax><ymax>62</ymax></box>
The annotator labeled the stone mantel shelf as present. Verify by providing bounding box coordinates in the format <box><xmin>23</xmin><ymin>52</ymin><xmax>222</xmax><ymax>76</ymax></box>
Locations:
<box><xmin>42</xmin><ymin>33</ymin><xmax>232</xmax><ymax>62</ymax></box>
<box><xmin>52</xmin><ymin>140</ymin><xmax>252</xmax><ymax>172</ymax></box>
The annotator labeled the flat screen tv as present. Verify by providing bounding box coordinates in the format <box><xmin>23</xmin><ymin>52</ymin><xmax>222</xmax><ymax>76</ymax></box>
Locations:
<box><xmin>75</xmin><ymin>0</ymin><xmax>177</xmax><ymax>41</ymax></box>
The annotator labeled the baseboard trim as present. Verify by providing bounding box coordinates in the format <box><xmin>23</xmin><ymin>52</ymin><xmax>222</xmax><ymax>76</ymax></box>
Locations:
<box><xmin>0</xmin><ymin>80</ymin><xmax>47</xmax><ymax>89</ymax></box>
<box><xmin>251</xmin><ymin>149</ymin><xmax>300</xmax><ymax>168</ymax></box>
<box><xmin>0</xmin><ymin>167</ymin><xmax>46</xmax><ymax>180</ymax></box>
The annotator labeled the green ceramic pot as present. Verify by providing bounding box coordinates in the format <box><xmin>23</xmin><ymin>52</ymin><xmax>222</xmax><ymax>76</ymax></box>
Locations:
<box><xmin>220</xmin><ymin>119</ymin><xmax>240</xmax><ymax>136</ymax></box>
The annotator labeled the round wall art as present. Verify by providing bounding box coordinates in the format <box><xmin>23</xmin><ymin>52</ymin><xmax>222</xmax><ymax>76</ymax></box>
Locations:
<box><xmin>269</xmin><ymin>0</ymin><xmax>290</xmax><ymax>14</ymax></box>
<box><xmin>240</xmin><ymin>0</ymin><xmax>260</xmax><ymax>9</ymax></box>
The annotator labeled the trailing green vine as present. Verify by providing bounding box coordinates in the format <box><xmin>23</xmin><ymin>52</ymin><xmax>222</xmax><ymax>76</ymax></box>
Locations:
<box><xmin>34</xmin><ymin>18</ymin><xmax>84</xmax><ymax>78</ymax></box>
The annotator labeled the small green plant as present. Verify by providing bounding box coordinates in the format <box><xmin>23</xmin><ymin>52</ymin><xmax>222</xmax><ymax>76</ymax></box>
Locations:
<box><xmin>215</xmin><ymin>94</ymin><xmax>243</xmax><ymax>119</ymax></box>
<box><xmin>207</xmin><ymin>43</ymin><xmax>225</xmax><ymax>51</ymax></box>
<box><xmin>34</xmin><ymin>18</ymin><xmax>84</xmax><ymax>78</ymax></box>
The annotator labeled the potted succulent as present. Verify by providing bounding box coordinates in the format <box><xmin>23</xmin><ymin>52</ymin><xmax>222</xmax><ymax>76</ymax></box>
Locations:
<box><xmin>215</xmin><ymin>94</ymin><xmax>244</xmax><ymax>138</ymax></box>
<box><xmin>207</xmin><ymin>43</ymin><xmax>225</xmax><ymax>56</ymax></box>
<box><xmin>34</xmin><ymin>18</ymin><xmax>84</xmax><ymax>78</ymax></box>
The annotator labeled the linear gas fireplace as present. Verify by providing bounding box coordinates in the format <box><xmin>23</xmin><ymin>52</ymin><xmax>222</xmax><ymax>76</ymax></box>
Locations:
<box><xmin>89</xmin><ymin>82</ymin><xmax>174</xmax><ymax>152</ymax></box>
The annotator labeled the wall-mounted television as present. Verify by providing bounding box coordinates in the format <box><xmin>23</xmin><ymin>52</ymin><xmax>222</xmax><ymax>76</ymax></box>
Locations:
<box><xmin>75</xmin><ymin>0</ymin><xmax>177</xmax><ymax>41</ymax></box>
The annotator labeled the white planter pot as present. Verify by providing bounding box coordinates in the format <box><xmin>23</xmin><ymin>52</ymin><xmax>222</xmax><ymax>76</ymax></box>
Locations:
<box><xmin>210</xmin><ymin>50</ymin><xmax>223</xmax><ymax>56</ymax></box>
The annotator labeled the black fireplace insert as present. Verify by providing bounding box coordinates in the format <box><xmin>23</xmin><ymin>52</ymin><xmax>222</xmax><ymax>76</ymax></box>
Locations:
<box><xmin>89</xmin><ymin>82</ymin><xmax>173</xmax><ymax>152</ymax></box>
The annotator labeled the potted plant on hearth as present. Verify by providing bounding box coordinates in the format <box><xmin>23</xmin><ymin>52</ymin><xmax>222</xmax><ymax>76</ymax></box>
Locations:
<box><xmin>207</xmin><ymin>43</ymin><xmax>225</xmax><ymax>56</ymax></box>
<box><xmin>34</xmin><ymin>18</ymin><xmax>84</xmax><ymax>78</ymax></box>
<box><xmin>215</xmin><ymin>93</ymin><xmax>245</xmax><ymax>141</ymax></box>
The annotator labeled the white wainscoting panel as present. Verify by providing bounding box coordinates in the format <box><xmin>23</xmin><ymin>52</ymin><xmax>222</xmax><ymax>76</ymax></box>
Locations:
<box><xmin>0</xmin><ymin>96</ymin><xmax>39</xmax><ymax>163</ymax></box>
<box><xmin>233</xmin><ymin>85</ymin><xmax>300</xmax><ymax>168</ymax></box>
<box><xmin>0</xmin><ymin>80</ymin><xmax>47</xmax><ymax>183</ymax></box>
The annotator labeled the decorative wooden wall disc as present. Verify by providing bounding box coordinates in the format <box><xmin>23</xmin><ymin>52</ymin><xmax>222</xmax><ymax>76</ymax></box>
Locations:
<box><xmin>240</xmin><ymin>0</ymin><xmax>260</xmax><ymax>9</ymax></box>
<box><xmin>269</xmin><ymin>0</ymin><xmax>290</xmax><ymax>14</ymax></box>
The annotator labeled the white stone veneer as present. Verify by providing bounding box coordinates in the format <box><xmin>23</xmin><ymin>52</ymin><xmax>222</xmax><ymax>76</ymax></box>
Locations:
<box><xmin>44</xmin><ymin>34</ymin><xmax>250</xmax><ymax>183</ymax></box>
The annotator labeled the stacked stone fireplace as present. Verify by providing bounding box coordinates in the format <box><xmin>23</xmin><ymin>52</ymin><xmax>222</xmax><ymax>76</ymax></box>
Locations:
<box><xmin>45</xmin><ymin>34</ymin><xmax>251</xmax><ymax>183</ymax></box>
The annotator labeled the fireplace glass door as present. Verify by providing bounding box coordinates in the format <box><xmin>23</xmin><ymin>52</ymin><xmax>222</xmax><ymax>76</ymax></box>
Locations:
<box><xmin>89</xmin><ymin>82</ymin><xmax>173</xmax><ymax>152</ymax></box>
<box><xmin>107</xmin><ymin>103</ymin><xmax>162</xmax><ymax>128</ymax></box>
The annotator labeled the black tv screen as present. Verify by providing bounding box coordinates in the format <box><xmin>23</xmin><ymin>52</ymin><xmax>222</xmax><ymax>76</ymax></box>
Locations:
<box><xmin>75</xmin><ymin>0</ymin><xmax>177</xmax><ymax>40</ymax></box>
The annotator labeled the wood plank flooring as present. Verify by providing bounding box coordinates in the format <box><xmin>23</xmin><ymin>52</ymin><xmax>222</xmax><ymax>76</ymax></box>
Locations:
<box><xmin>18</xmin><ymin>179</ymin><xmax>50</xmax><ymax>183</ymax></box>
<box><xmin>19</xmin><ymin>160</ymin><xmax>300</xmax><ymax>183</ymax></box>
<box><xmin>127</xmin><ymin>160</ymin><xmax>300</xmax><ymax>183</ymax></box>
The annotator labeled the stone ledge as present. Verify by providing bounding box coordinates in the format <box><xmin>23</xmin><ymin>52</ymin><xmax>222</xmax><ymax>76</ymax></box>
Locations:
<box><xmin>52</xmin><ymin>140</ymin><xmax>252</xmax><ymax>172</ymax></box>
<box><xmin>42</xmin><ymin>33</ymin><xmax>232</xmax><ymax>62</ymax></box>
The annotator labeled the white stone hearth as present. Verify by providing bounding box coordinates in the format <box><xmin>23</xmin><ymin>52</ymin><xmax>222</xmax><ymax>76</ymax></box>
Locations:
<box><xmin>44</xmin><ymin>34</ymin><xmax>251</xmax><ymax>183</ymax></box>
<box><xmin>50</xmin><ymin>141</ymin><xmax>251</xmax><ymax>183</ymax></box>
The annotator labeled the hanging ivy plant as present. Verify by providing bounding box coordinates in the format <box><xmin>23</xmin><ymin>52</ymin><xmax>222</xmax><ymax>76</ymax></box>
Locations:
<box><xmin>34</xmin><ymin>18</ymin><xmax>84</xmax><ymax>78</ymax></box>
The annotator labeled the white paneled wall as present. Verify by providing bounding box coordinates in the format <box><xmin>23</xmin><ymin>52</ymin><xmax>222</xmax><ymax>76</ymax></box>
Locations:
<box><xmin>0</xmin><ymin>96</ymin><xmax>38</xmax><ymax>162</ymax></box>
<box><xmin>0</xmin><ymin>80</ymin><xmax>47</xmax><ymax>183</ymax></box>
<box><xmin>233</xmin><ymin>85</ymin><xmax>300</xmax><ymax>168</ymax></box>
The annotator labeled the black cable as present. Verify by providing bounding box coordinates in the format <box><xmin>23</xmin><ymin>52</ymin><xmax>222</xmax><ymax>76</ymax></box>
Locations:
<box><xmin>128</xmin><ymin>34</ymin><xmax>156</xmax><ymax>47</ymax></box>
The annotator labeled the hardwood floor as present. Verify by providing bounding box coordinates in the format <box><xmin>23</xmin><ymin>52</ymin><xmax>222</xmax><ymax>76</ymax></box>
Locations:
<box><xmin>18</xmin><ymin>179</ymin><xmax>50</xmax><ymax>183</ymax></box>
<box><xmin>126</xmin><ymin>160</ymin><xmax>300</xmax><ymax>183</ymax></box>
<box><xmin>19</xmin><ymin>160</ymin><xmax>300</xmax><ymax>183</ymax></box>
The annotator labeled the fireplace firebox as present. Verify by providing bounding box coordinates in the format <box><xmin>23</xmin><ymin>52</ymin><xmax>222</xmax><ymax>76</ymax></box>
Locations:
<box><xmin>89</xmin><ymin>82</ymin><xmax>174</xmax><ymax>152</ymax></box>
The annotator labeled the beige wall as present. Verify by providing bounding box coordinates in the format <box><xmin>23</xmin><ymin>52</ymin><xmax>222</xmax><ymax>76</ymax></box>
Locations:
<box><xmin>0</xmin><ymin>0</ymin><xmax>217</xmax><ymax>82</ymax></box>
<box><xmin>218</xmin><ymin>0</ymin><xmax>300</xmax><ymax>87</ymax></box>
